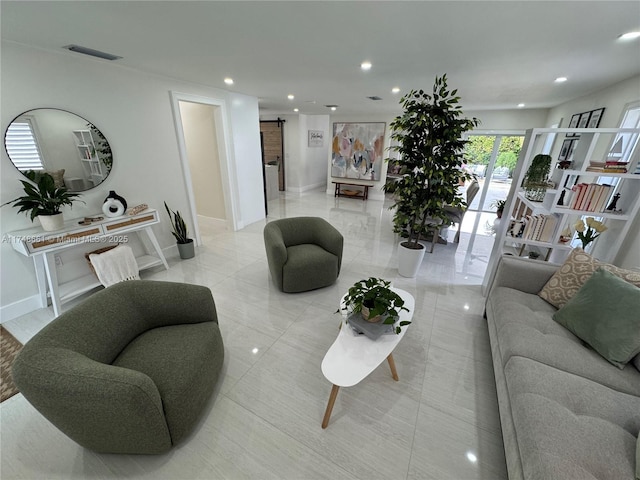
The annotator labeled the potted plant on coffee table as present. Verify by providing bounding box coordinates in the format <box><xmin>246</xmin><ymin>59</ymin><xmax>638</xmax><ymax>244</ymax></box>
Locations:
<box><xmin>384</xmin><ymin>75</ymin><xmax>480</xmax><ymax>277</ymax></box>
<box><xmin>164</xmin><ymin>202</ymin><xmax>195</xmax><ymax>259</ymax></box>
<box><xmin>338</xmin><ymin>277</ymin><xmax>411</xmax><ymax>334</ymax></box>
<box><xmin>2</xmin><ymin>170</ymin><xmax>82</xmax><ymax>231</ymax></box>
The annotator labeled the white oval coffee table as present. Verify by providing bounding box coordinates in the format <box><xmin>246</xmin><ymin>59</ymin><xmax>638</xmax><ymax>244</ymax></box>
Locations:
<box><xmin>321</xmin><ymin>288</ymin><xmax>414</xmax><ymax>428</ymax></box>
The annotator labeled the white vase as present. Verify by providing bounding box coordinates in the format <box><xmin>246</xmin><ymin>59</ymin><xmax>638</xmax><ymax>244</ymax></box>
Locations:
<box><xmin>398</xmin><ymin>242</ymin><xmax>426</xmax><ymax>277</ymax></box>
<box><xmin>39</xmin><ymin>213</ymin><xmax>64</xmax><ymax>231</ymax></box>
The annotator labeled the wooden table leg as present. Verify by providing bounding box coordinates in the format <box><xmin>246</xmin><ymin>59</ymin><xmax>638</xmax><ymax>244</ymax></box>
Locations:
<box><xmin>387</xmin><ymin>353</ymin><xmax>399</xmax><ymax>381</ymax></box>
<box><xmin>322</xmin><ymin>384</ymin><xmax>340</xmax><ymax>429</ymax></box>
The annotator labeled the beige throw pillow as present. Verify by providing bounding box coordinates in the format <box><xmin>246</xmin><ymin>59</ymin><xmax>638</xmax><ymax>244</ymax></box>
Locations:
<box><xmin>538</xmin><ymin>248</ymin><xmax>640</xmax><ymax>309</ymax></box>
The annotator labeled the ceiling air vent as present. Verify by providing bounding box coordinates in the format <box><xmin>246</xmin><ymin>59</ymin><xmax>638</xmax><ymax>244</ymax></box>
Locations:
<box><xmin>63</xmin><ymin>45</ymin><xmax>122</xmax><ymax>61</ymax></box>
<box><xmin>367</xmin><ymin>96</ymin><xmax>383</xmax><ymax>101</ymax></box>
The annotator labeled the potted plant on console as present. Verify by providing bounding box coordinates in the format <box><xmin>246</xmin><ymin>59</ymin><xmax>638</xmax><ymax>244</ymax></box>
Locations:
<box><xmin>339</xmin><ymin>277</ymin><xmax>411</xmax><ymax>334</ymax></box>
<box><xmin>164</xmin><ymin>202</ymin><xmax>195</xmax><ymax>259</ymax></box>
<box><xmin>2</xmin><ymin>170</ymin><xmax>82</xmax><ymax>231</ymax></box>
<box><xmin>384</xmin><ymin>75</ymin><xmax>479</xmax><ymax>277</ymax></box>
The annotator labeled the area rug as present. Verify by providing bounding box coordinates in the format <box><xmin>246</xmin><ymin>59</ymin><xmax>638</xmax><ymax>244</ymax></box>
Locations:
<box><xmin>1</xmin><ymin>326</ymin><xmax>23</xmax><ymax>402</ymax></box>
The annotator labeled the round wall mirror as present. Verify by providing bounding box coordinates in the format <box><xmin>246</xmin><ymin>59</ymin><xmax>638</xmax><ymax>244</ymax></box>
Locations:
<box><xmin>4</xmin><ymin>108</ymin><xmax>113</xmax><ymax>192</ymax></box>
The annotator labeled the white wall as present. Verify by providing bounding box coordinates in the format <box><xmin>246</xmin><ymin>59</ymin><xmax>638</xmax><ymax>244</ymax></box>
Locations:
<box><xmin>259</xmin><ymin>114</ymin><xmax>330</xmax><ymax>194</ymax></box>
<box><xmin>543</xmin><ymin>74</ymin><xmax>640</xmax><ymax>270</ymax></box>
<box><xmin>297</xmin><ymin>114</ymin><xmax>330</xmax><ymax>192</ymax></box>
<box><xmin>0</xmin><ymin>41</ymin><xmax>264</xmax><ymax>316</ymax></box>
<box><xmin>228</xmin><ymin>93</ymin><xmax>264</xmax><ymax>228</ymax></box>
<box><xmin>465</xmin><ymin>109</ymin><xmax>550</xmax><ymax>130</ymax></box>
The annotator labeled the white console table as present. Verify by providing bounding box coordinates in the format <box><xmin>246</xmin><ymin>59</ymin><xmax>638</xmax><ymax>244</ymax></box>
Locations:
<box><xmin>6</xmin><ymin>208</ymin><xmax>169</xmax><ymax>316</ymax></box>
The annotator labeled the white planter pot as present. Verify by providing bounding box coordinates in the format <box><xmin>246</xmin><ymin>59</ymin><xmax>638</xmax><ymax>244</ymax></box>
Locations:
<box><xmin>38</xmin><ymin>213</ymin><xmax>64</xmax><ymax>231</ymax></box>
<box><xmin>398</xmin><ymin>242</ymin><xmax>426</xmax><ymax>277</ymax></box>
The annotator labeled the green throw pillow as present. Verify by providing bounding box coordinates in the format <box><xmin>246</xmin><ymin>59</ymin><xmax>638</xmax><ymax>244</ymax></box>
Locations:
<box><xmin>553</xmin><ymin>268</ymin><xmax>640</xmax><ymax>369</ymax></box>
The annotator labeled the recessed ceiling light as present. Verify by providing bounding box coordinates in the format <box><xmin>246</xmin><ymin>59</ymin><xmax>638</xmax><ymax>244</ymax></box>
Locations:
<box><xmin>619</xmin><ymin>31</ymin><xmax>640</xmax><ymax>40</ymax></box>
<box><xmin>331</xmin><ymin>106</ymin><xmax>337</xmax><ymax>111</ymax></box>
<box><xmin>392</xmin><ymin>87</ymin><xmax>401</xmax><ymax>94</ymax></box>
<box><xmin>224</xmin><ymin>77</ymin><xmax>234</xmax><ymax>85</ymax></box>
<box><xmin>555</xmin><ymin>77</ymin><xmax>568</xmax><ymax>83</ymax></box>
<box><xmin>361</xmin><ymin>61</ymin><xmax>372</xmax><ymax>71</ymax></box>
<box><xmin>518</xmin><ymin>103</ymin><xmax>525</xmax><ymax>108</ymax></box>
<box><xmin>293</xmin><ymin>108</ymin><xmax>299</xmax><ymax>112</ymax></box>
<box><xmin>288</xmin><ymin>94</ymin><xmax>295</xmax><ymax>100</ymax></box>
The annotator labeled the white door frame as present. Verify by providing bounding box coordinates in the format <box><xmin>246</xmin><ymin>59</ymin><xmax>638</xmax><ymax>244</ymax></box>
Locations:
<box><xmin>169</xmin><ymin>91</ymin><xmax>241</xmax><ymax>245</ymax></box>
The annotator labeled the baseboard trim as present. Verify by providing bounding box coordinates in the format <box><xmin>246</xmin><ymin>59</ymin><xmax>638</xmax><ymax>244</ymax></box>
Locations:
<box><xmin>0</xmin><ymin>295</ymin><xmax>43</xmax><ymax>324</ymax></box>
<box><xmin>288</xmin><ymin>182</ymin><xmax>327</xmax><ymax>194</ymax></box>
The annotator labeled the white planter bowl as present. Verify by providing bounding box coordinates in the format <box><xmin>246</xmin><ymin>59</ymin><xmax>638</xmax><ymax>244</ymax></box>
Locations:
<box><xmin>398</xmin><ymin>242</ymin><xmax>425</xmax><ymax>277</ymax></box>
<box><xmin>38</xmin><ymin>213</ymin><xmax>64</xmax><ymax>231</ymax></box>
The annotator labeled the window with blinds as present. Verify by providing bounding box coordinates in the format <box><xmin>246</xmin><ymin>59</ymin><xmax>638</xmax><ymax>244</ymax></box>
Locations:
<box><xmin>5</xmin><ymin>120</ymin><xmax>44</xmax><ymax>171</ymax></box>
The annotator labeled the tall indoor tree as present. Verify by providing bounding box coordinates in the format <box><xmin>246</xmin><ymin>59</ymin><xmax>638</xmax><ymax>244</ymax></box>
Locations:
<box><xmin>384</xmin><ymin>75</ymin><xmax>479</xmax><ymax>274</ymax></box>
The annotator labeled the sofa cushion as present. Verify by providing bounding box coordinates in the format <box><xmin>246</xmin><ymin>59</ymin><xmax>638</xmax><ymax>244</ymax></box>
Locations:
<box><xmin>538</xmin><ymin>248</ymin><xmax>640</xmax><ymax>309</ymax></box>
<box><xmin>553</xmin><ymin>268</ymin><xmax>640</xmax><ymax>369</ymax></box>
<box><xmin>505</xmin><ymin>356</ymin><xmax>640</xmax><ymax>480</ymax></box>
<box><xmin>487</xmin><ymin>286</ymin><xmax>640</xmax><ymax>397</ymax></box>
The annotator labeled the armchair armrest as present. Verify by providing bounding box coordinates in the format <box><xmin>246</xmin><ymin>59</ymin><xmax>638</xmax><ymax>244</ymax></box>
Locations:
<box><xmin>263</xmin><ymin>222</ymin><xmax>287</xmax><ymax>289</ymax></box>
<box><xmin>312</xmin><ymin>222</ymin><xmax>344</xmax><ymax>270</ymax></box>
<box><xmin>12</xmin><ymin>345</ymin><xmax>172</xmax><ymax>454</ymax></box>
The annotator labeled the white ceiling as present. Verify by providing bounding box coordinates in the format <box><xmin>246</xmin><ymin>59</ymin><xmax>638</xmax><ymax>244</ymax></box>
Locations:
<box><xmin>2</xmin><ymin>1</ymin><xmax>639</xmax><ymax>116</ymax></box>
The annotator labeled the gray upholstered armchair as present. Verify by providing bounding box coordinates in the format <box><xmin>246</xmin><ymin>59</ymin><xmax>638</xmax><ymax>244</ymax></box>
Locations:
<box><xmin>264</xmin><ymin>217</ymin><xmax>344</xmax><ymax>293</ymax></box>
<box><xmin>12</xmin><ymin>280</ymin><xmax>224</xmax><ymax>454</ymax></box>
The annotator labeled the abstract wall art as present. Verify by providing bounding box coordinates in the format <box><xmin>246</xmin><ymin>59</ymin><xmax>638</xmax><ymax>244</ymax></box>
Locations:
<box><xmin>331</xmin><ymin>122</ymin><xmax>386</xmax><ymax>180</ymax></box>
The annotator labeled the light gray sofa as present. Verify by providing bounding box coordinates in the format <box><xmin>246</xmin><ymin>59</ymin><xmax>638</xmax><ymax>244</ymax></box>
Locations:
<box><xmin>486</xmin><ymin>255</ymin><xmax>640</xmax><ymax>480</ymax></box>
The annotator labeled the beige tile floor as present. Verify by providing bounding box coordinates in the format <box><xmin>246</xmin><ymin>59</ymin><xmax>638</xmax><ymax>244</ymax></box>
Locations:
<box><xmin>1</xmin><ymin>189</ymin><xmax>507</xmax><ymax>480</ymax></box>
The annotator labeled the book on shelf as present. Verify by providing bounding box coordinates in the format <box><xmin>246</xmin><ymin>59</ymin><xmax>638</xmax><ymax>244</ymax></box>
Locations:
<box><xmin>570</xmin><ymin>183</ymin><xmax>613</xmax><ymax>212</ymax></box>
<box><xmin>517</xmin><ymin>214</ymin><xmax>557</xmax><ymax>243</ymax></box>
<box><xmin>539</xmin><ymin>216</ymin><xmax>557</xmax><ymax>242</ymax></box>
<box><xmin>531</xmin><ymin>215</ymin><xmax>546</xmax><ymax>241</ymax></box>
<box><xmin>587</xmin><ymin>160</ymin><xmax>628</xmax><ymax>173</ymax></box>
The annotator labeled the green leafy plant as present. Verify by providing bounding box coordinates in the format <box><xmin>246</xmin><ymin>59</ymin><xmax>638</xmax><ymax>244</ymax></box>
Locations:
<box><xmin>523</xmin><ymin>154</ymin><xmax>552</xmax><ymax>201</ymax></box>
<box><xmin>164</xmin><ymin>202</ymin><xmax>191</xmax><ymax>244</ymax></box>
<box><xmin>490</xmin><ymin>199</ymin><xmax>506</xmax><ymax>217</ymax></box>
<box><xmin>384</xmin><ymin>75</ymin><xmax>480</xmax><ymax>249</ymax></box>
<box><xmin>2</xmin><ymin>170</ymin><xmax>82</xmax><ymax>220</ymax></box>
<box><xmin>338</xmin><ymin>277</ymin><xmax>411</xmax><ymax>334</ymax></box>
<box><xmin>88</xmin><ymin>123</ymin><xmax>113</xmax><ymax>173</ymax></box>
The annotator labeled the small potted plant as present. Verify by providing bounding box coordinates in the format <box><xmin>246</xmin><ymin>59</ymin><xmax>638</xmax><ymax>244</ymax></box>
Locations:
<box><xmin>490</xmin><ymin>199</ymin><xmax>506</xmax><ymax>219</ymax></box>
<box><xmin>523</xmin><ymin>154</ymin><xmax>552</xmax><ymax>202</ymax></box>
<box><xmin>164</xmin><ymin>202</ymin><xmax>195</xmax><ymax>259</ymax></box>
<box><xmin>338</xmin><ymin>277</ymin><xmax>411</xmax><ymax>334</ymax></box>
<box><xmin>2</xmin><ymin>170</ymin><xmax>82</xmax><ymax>231</ymax></box>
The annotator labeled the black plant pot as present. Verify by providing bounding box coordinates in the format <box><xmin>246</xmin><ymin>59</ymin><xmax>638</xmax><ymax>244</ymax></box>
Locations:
<box><xmin>177</xmin><ymin>239</ymin><xmax>195</xmax><ymax>259</ymax></box>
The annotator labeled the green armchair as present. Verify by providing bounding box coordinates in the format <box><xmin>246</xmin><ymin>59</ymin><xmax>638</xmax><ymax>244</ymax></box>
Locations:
<box><xmin>264</xmin><ymin>217</ymin><xmax>344</xmax><ymax>293</ymax></box>
<box><xmin>12</xmin><ymin>280</ymin><xmax>224</xmax><ymax>454</ymax></box>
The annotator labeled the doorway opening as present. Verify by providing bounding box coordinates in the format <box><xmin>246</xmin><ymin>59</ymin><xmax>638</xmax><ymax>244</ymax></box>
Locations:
<box><xmin>260</xmin><ymin>118</ymin><xmax>285</xmax><ymax>192</ymax></box>
<box><xmin>170</xmin><ymin>92</ymin><xmax>239</xmax><ymax>244</ymax></box>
